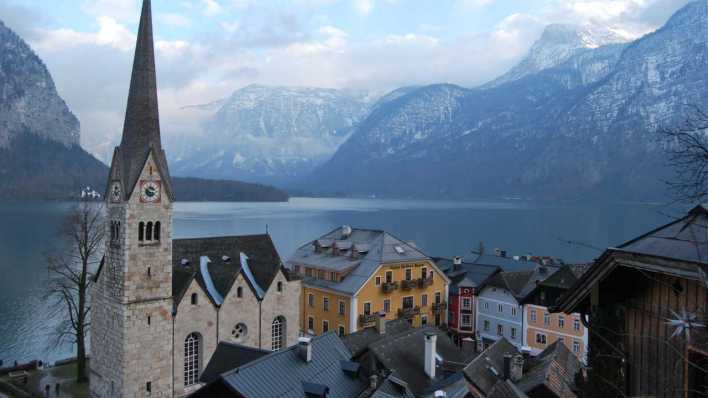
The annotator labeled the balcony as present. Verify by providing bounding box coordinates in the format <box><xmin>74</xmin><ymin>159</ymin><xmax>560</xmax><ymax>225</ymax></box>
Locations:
<box><xmin>401</xmin><ymin>279</ymin><xmax>417</xmax><ymax>291</ymax></box>
<box><xmin>382</xmin><ymin>281</ymin><xmax>399</xmax><ymax>294</ymax></box>
<box><xmin>417</xmin><ymin>276</ymin><xmax>434</xmax><ymax>288</ymax></box>
<box><xmin>359</xmin><ymin>313</ymin><xmax>379</xmax><ymax>326</ymax></box>
<box><xmin>397</xmin><ymin>305</ymin><xmax>421</xmax><ymax>319</ymax></box>
<box><xmin>432</xmin><ymin>301</ymin><xmax>447</xmax><ymax>313</ymax></box>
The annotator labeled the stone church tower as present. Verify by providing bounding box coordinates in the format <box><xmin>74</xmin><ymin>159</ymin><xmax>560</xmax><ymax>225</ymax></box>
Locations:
<box><xmin>90</xmin><ymin>1</ymin><xmax>174</xmax><ymax>396</ymax></box>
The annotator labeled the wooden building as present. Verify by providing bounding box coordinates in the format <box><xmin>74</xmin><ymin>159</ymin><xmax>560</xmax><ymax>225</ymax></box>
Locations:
<box><xmin>555</xmin><ymin>205</ymin><xmax>708</xmax><ymax>397</ymax></box>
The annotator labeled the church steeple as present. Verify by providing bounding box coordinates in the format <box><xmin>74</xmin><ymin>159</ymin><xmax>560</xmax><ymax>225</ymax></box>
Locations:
<box><xmin>113</xmin><ymin>0</ymin><xmax>173</xmax><ymax>201</ymax></box>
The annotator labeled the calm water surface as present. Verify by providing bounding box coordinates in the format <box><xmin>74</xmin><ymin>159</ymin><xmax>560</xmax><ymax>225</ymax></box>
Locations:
<box><xmin>0</xmin><ymin>197</ymin><xmax>675</xmax><ymax>365</ymax></box>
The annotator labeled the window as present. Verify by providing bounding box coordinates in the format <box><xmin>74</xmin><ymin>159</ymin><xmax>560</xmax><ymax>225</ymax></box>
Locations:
<box><xmin>421</xmin><ymin>267</ymin><xmax>427</xmax><ymax>279</ymax></box>
<box><xmin>511</xmin><ymin>328</ymin><xmax>517</xmax><ymax>339</ymax></box>
<box><xmin>421</xmin><ymin>294</ymin><xmax>428</xmax><ymax>307</ymax></box>
<box><xmin>498</xmin><ymin>304</ymin><xmax>503</xmax><ymax>313</ymax></box>
<box><xmin>402</xmin><ymin>296</ymin><xmax>414</xmax><ymax>309</ymax></box>
<box><xmin>405</xmin><ymin>268</ymin><xmax>412</xmax><ymax>281</ymax></box>
<box><xmin>511</xmin><ymin>307</ymin><xmax>517</xmax><ymax>317</ymax></box>
<box><xmin>237</xmin><ymin>286</ymin><xmax>243</xmax><ymax>298</ymax></box>
<box><xmin>191</xmin><ymin>293</ymin><xmax>198</xmax><ymax>305</ymax></box>
<box><xmin>338</xmin><ymin>326</ymin><xmax>345</xmax><ymax>337</ymax></box>
<box><xmin>544</xmin><ymin>313</ymin><xmax>550</xmax><ymax>326</ymax></box>
<box><xmin>184</xmin><ymin>333</ymin><xmax>200</xmax><ymax>386</ymax></box>
<box><xmin>484</xmin><ymin>320</ymin><xmax>490</xmax><ymax>331</ymax></box>
<box><xmin>558</xmin><ymin>315</ymin><xmax>565</xmax><ymax>329</ymax></box>
<box><xmin>308</xmin><ymin>294</ymin><xmax>314</xmax><ymax>307</ymax></box>
<box><xmin>385</xmin><ymin>270</ymin><xmax>393</xmax><ymax>283</ymax></box>
<box><xmin>574</xmin><ymin>319</ymin><xmax>581</xmax><ymax>331</ymax></box>
<box><xmin>323</xmin><ymin>297</ymin><xmax>329</xmax><ymax>312</ymax></box>
<box><xmin>338</xmin><ymin>300</ymin><xmax>346</xmax><ymax>315</ymax></box>
<box><xmin>271</xmin><ymin>316</ymin><xmax>286</xmax><ymax>351</ymax></box>
<box><xmin>322</xmin><ymin>320</ymin><xmax>329</xmax><ymax>333</ymax></box>
<box><xmin>308</xmin><ymin>317</ymin><xmax>314</xmax><ymax>331</ymax></box>
<box><xmin>293</xmin><ymin>265</ymin><xmax>300</xmax><ymax>274</ymax></box>
<box><xmin>435</xmin><ymin>292</ymin><xmax>441</xmax><ymax>304</ymax></box>
<box><xmin>461</xmin><ymin>297</ymin><xmax>471</xmax><ymax>310</ymax></box>
<box><xmin>305</xmin><ymin>268</ymin><xmax>313</xmax><ymax>277</ymax></box>
<box><xmin>383</xmin><ymin>299</ymin><xmax>391</xmax><ymax>313</ymax></box>
<box><xmin>154</xmin><ymin>221</ymin><xmax>160</xmax><ymax>241</ymax></box>
<box><xmin>146</xmin><ymin>222</ymin><xmax>153</xmax><ymax>241</ymax></box>
<box><xmin>364</xmin><ymin>302</ymin><xmax>371</xmax><ymax>315</ymax></box>
<box><xmin>421</xmin><ymin>315</ymin><xmax>428</xmax><ymax>326</ymax></box>
<box><xmin>558</xmin><ymin>336</ymin><xmax>565</xmax><ymax>344</ymax></box>
<box><xmin>138</xmin><ymin>222</ymin><xmax>145</xmax><ymax>241</ymax></box>
<box><xmin>330</xmin><ymin>272</ymin><xmax>336</xmax><ymax>281</ymax></box>
<box><xmin>146</xmin><ymin>382</ymin><xmax>151</xmax><ymax>393</ymax></box>
<box><xmin>461</xmin><ymin>314</ymin><xmax>472</xmax><ymax>326</ymax></box>
<box><xmin>147</xmin><ymin>315</ymin><xmax>151</xmax><ymax>325</ymax></box>
<box><xmin>375</xmin><ymin>276</ymin><xmax>381</xmax><ymax>286</ymax></box>
<box><xmin>497</xmin><ymin>324</ymin><xmax>504</xmax><ymax>336</ymax></box>
<box><xmin>536</xmin><ymin>333</ymin><xmax>547</xmax><ymax>345</ymax></box>
<box><xmin>573</xmin><ymin>340</ymin><xmax>581</xmax><ymax>353</ymax></box>
<box><xmin>147</xmin><ymin>267</ymin><xmax>151</xmax><ymax>278</ymax></box>
<box><xmin>231</xmin><ymin>323</ymin><xmax>248</xmax><ymax>343</ymax></box>
<box><xmin>277</xmin><ymin>281</ymin><xmax>283</xmax><ymax>292</ymax></box>
<box><xmin>531</xmin><ymin>309</ymin><xmax>537</xmax><ymax>322</ymax></box>
<box><xmin>484</xmin><ymin>301</ymin><xmax>489</xmax><ymax>310</ymax></box>
<box><xmin>318</xmin><ymin>270</ymin><xmax>326</xmax><ymax>279</ymax></box>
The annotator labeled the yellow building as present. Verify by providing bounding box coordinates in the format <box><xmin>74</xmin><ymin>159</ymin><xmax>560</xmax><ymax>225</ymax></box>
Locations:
<box><xmin>288</xmin><ymin>227</ymin><xmax>450</xmax><ymax>336</ymax></box>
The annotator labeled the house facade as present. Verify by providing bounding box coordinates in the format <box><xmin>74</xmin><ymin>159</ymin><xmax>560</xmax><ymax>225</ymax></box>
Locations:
<box><xmin>288</xmin><ymin>227</ymin><xmax>450</xmax><ymax>337</ymax></box>
<box><xmin>476</xmin><ymin>276</ymin><xmax>526</xmax><ymax>347</ymax></box>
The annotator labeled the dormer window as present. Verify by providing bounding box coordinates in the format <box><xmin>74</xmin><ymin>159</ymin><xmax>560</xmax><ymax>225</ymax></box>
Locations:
<box><xmin>222</xmin><ymin>255</ymin><xmax>231</xmax><ymax>262</ymax></box>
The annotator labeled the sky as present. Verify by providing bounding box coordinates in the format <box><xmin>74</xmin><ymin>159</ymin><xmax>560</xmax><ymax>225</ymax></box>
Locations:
<box><xmin>0</xmin><ymin>0</ymin><xmax>693</xmax><ymax>160</ymax></box>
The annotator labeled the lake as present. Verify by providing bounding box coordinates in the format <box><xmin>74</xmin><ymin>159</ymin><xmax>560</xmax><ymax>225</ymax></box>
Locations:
<box><xmin>0</xmin><ymin>197</ymin><xmax>675</xmax><ymax>365</ymax></box>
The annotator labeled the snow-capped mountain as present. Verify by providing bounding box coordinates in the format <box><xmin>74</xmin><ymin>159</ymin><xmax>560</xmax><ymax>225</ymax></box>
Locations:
<box><xmin>0</xmin><ymin>21</ymin><xmax>80</xmax><ymax>148</ymax></box>
<box><xmin>168</xmin><ymin>84</ymin><xmax>373</xmax><ymax>185</ymax></box>
<box><xmin>487</xmin><ymin>23</ymin><xmax>633</xmax><ymax>88</ymax></box>
<box><xmin>305</xmin><ymin>1</ymin><xmax>708</xmax><ymax>200</ymax></box>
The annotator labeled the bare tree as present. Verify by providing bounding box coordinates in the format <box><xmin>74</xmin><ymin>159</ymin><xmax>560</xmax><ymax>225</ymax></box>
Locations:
<box><xmin>46</xmin><ymin>201</ymin><xmax>104</xmax><ymax>383</ymax></box>
<box><xmin>659</xmin><ymin>105</ymin><xmax>708</xmax><ymax>203</ymax></box>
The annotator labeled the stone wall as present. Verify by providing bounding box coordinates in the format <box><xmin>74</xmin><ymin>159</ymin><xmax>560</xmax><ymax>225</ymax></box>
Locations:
<box><xmin>259</xmin><ymin>271</ymin><xmax>301</xmax><ymax>350</ymax></box>
<box><xmin>173</xmin><ymin>280</ymin><xmax>218</xmax><ymax>396</ymax></box>
<box><xmin>217</xmin><ymin>273</ymin><xmax>261</xmax><ymax>348</ymax></box>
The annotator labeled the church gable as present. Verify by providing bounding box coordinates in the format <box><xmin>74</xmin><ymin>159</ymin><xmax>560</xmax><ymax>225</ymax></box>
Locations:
<box><xmin>126</xmin><ymin>150</ymin><xmax>172</xmax><ymax>205</ymax></box>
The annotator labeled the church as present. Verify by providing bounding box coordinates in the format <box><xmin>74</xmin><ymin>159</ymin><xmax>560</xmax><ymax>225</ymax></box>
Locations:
<box><xmin>89</xmin><ymin>1</ymin><xmax>301</xmax><ymax>397</ymax></box>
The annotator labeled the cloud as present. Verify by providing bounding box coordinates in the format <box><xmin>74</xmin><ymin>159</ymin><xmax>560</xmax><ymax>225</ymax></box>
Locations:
<box><xmin>354</xmin><ymin>0</ymin><xmax>374</xmax><ymax>15</ymax></box>
<box><xmin>33</xmin><ymin>17</ymin><xmax>135</xmax><ymax>52</ymax></box>
<box><xmin>81</xmin><ymin>0</ymin><xmax>140</xmax><ymax>22</ymax></box>
<box><xmin>159</xmin><ymin>13</ymin><xmax>192</xmax><ymax>28</ymax></box>
<box><xmin>201</xmin><ymin>0</ymin><xmax>223</xmax><ymax>16</ymax></box>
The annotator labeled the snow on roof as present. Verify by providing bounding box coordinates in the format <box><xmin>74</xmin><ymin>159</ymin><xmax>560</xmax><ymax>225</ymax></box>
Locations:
<box><xmin>200</xmin><ymin>256</ymin><xmax>224</xmax><ymax>305</ymax></box>
<box><xmin>240</xmin><ymin>252</ymin><xmax>265</xmax><ymax>299</ymax></box>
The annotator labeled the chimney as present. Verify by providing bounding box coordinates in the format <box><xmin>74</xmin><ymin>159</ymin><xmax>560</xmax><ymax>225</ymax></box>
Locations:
<box><xmin>475</xmin><ymin>332</ymin><xmax>484</xmax><ymax>353</ymax></box>
<box><xmin>298</xmin><ymin>337</ymin><xmax>312</xmax><ymax>363</ymax></box>
<box><xmin>453</xmin><ymin>256</ymin><xmax>462</xmax><ymax>270</ymax></box>
<box><xmin>503</xmin><ymin>355</ymin><xmax>512</xmax><ymax>380</ymax></box>
<box><xmin>375</xmin><ymin>314</ymin><xmax>387</xmax><ymax>335</ymax></box>
<box><xmin>494</xmin><ymin>248</ymin><xmax>501</xmax><ymax>257</ymax></box>
<box><xmin>369</xmin><ymin>375</ymin><xmax>378</xmax><ymax>389</ymax></box>
<box><xmin>510</xmin><ymin>354</ymin><xmax>524</xmax><ymax>382</ymax></box>
<box><xmin>342</xmin><ymin>225</ymin><xmax>352</xmax><ymax>239</ymax></box>
<box><xmin>434</xmin><ymin>391</ymin><xmax>447</xmax><ymax>398</ymax></box>
<box><xmin>424</xmin><ymin>331</ymin><xmax>437</xmax><ymax>380</ymax></box>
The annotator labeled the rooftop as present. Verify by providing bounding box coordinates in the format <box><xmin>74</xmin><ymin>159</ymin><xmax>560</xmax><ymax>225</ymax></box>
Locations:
<box><xmin>199</xmin><ymin>341</ymin><xmax>270</xmax><ymax>384</ymax></box>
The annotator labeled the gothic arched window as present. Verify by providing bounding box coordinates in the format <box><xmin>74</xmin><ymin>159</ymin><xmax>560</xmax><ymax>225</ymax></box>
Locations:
<box><xmin>154</xmin><ymin>221</ymin><xmax>161</xmax><ymax>241</ymax></box>
<box><xmin>146</xmin><ymin>222</ymin><xmax>153</xmax><ymax>241</ymax></box>
<box><xmin>184</xmin><ymin>333</ymin><xmax>201</xmax><ymax>386</ymax></box>
<box><xmin>272</xmin><ymin>316</ymin><xmax>286</xmax><ymax>351</ymax></box>
<box><xmin>138</xmin><ymin>222</ymin><xmax>145</xmax><ymax>241</ymax></box>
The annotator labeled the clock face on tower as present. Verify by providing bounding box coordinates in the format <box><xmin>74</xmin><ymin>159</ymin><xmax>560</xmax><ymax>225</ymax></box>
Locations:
<box><xmin>140</xmin><ymin>180</ymin><xmax>161</xmax><ymax>203</ymax></box>
<box><xmin>110</xmin><ymin>182</ymin><xmax>122</xmax><ymax>203</ymax></box>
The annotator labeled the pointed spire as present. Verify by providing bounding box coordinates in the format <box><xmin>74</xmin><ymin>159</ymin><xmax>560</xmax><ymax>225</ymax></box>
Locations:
<box><xmin>112</xmin><ymin>0</ymin><xmax>173</xmax><ymax>201</ymax></box>
<box><xmin>121</xmin><ymin>0</ymin><xmax>161</xmax><ymax>151</ymax></box>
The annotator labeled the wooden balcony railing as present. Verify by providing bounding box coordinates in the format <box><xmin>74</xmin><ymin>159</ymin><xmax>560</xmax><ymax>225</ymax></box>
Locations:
<box><xmin>382</xmin><ymin>281</ymin><xmax>399</xmax><ymax>294</ymax></box>
<box><xmin>359</xmin><ymin>313</ymin><xmax>379</xmax><ymax>326</ymax></box>
<box><xmin>397</xmin><ymin>305</ymin><xmax>421</xmax><ymax>319</ymax></box>
<box><xmin>401</xmin><ymin>279</ymin><xmax>417</xmax><ymax>291</ymax></box>
<box><xmin>417</xmin><ymin>276</ymin><xmax>434</xmax><ymax>288</ymax></box>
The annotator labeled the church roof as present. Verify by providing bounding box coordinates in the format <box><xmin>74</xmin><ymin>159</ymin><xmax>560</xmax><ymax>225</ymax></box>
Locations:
<box><xmin>172</xmin><ymin>234</ymin><xmax>289</xmax><ymax>307</ymax></box>
<box><xmin>109</xmin><ymin>0</ymin><xmax>173</xmax><ymax>201</ymax></box>
<box><xmin>199</xmin><ymin>341</ymin><xmax>270</xmax><ymax>384</ymax></box>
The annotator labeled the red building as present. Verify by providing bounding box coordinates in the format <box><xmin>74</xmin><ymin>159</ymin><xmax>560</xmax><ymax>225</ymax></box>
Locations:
<box><xmin>436</xmin><ymin>257</ymin><xmax>499</xmax><ymax>343</ymax></box>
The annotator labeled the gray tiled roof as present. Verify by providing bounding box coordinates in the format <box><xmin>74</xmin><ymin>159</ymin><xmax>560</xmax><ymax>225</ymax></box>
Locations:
<box><xmin>199</xmin><ymin>342</ymin><xmax>269</xmax><ymax>384</ymax></box>
<box><xmin>289</xmin><ymin>227</ymin><xmax>431</xmax><ymax>295</ymax></box>
<box><xmin>617</xmin><ymin>204</ymin><xmax>708</xmax><ymax>264</ymax></box>
<box><xmin>437</xmin><ymin>257</ymin><xmax>500</xmax><ymax>294</ymax></box>
<box><xmin>487</xmin><ymin>380</ymin><xmax>529</xmax><ymax>398</ymax></box>
<box><xmin>482</xmin><ymin>266</ymin><xmax>561</xmax><ymax>301</ymax></box>
<box><xmin>516</xmin><ymin>341</ymin><xmax>581</xmax><ymax>397</ymax></box>
<box><xmin>342</xmin><ymin>319</ymin><xmax>413</xmax><ymax>357</ymax></box>
<box><xmin>368</xmin><ymin>327</ymin><xmax>476</xmax><ymax>396</ymax></box>
<box><xmin>371</xmin><ymin>374</ymin><xmax>415</xmax><ymax>398</ymax></box>
<box><xmin>216</xmin><ymin>332</ymin><xmax>368</xmax><ymax>398</ymax></box>
<box><xmin>468</xmin><ymin>254</ymin><xmax>538</xmax><ymax>272</ymax></box>
<box><xmin>172</xmin><ymin>234</ymin><xmax>285</xmax><ymax>306</ymax></box>
<box><xmin>462</xmin><ymin>338</ymin><xmax>519</xmax><ymax>395</ymax></box>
